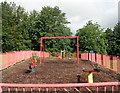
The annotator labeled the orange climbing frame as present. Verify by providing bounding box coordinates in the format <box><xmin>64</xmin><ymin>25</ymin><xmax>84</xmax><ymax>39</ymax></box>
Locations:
<box><xmin>40</xmin><ymin>36</ymin><xmax>80</xmax><ymax>64</ymax></box>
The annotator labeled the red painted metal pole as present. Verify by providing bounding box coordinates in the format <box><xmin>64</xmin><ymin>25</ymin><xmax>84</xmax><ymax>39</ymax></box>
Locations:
<box><xmin>43</xmin><ymin>39</ymin><xmax>45</xmax><ymax>62</ymax></box>
<box><xmin>40</xmin><ymin>38</ymin><xmax>43</xmax><ymax>64</ymax></box>
<box><xmin>40</xmin><ymin>36</ymin><xmax>80</xmax><ymax>64</ymax></box>
<box><xmin>42</xmin><ymin>36</ymin><xmax>77</xmax><ymax>40</ymax></box>
<box><xmin>76</xmin><ymin>37</ymin><xmax>80</xmax><ymax>64</ymax></box>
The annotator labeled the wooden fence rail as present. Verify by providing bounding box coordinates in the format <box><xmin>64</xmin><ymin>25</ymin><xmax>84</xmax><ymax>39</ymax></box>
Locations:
<box><xmin>0</xmin><ymin>82</ymin><xmax>120</xmax><ymax>93</ymax></box>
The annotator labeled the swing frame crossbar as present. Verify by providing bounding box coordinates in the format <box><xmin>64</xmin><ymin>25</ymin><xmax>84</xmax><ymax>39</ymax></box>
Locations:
<box><xmin>40</xmin><ymin>36</ymin><xmax>80</xmax><ymax>64</ymax></box>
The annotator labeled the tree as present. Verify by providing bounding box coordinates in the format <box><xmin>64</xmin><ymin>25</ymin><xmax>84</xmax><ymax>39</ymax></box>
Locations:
<box><xmin>2</xmin><ymin>1</ymin><xmax>73</xmax><ymax>52</ymax></box>
<box><xmin>28</xmin><ymin>6</ymin><xmax>72</xmax><ymax>52</ymax></box>
<box><xmin>41</xmin><ymin>6</ymin><xmax>72</xmax><ymax>52</ymax></box>
<box><xmin>27</xmin><ymin>10</ymin><xmax>40</xmax><ymax>50</ymax></box>
<box><xmin>104</xmin><ymin>28</ymin><xmax>114</xmax><ymax>55</ymax></box>
<box><xmin>0</xmin><ymin>3</ymin><xmax>2</xmax><ymax>52</ymax></box>
<box><xmin>113</xmin><ymin>23</ymin><xmax>120</xmax><ymax>56</ymax></box>
<box><xmin>2</xmin><ymin>1</ymin><xmax>31</xmax><ymax>52</ymax></box>
<box><xmin>76</xmin><ymin>20</ymin><xmax>107</xmax><ymax>54</ymax></box>
<box><xmin>105</xmin><ymin>23</ymin><xmax>120</xmax><ymax>56</ymax></box>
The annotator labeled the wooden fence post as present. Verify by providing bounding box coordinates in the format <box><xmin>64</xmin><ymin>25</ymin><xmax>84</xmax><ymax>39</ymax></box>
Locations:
<box><xmin>113</xmin><ymin>57</ymin><xmax>118</xmax><ymax>72</ymax></box>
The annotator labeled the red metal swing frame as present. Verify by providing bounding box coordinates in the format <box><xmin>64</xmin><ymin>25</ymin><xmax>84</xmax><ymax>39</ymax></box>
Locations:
<box><xmin>40</xmin><ymin>36</ymin><xmax>80</xmax><ymax>64</ymax></box>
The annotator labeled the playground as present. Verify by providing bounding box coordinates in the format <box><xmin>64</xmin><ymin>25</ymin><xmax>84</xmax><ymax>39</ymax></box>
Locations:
<box><xmin>1</xmin><ymin>0</ymin><xmax>120</xmax><ymax>92</ymax></box>
<box><xmin>2</xmin><ymin>58</ymin><xmax>120</xmax><ymax>84</ymax></box>
<box><xmin>1</xmin><ymin>36</ymin><xmax>120</xmax><ymax>92</ymax></box>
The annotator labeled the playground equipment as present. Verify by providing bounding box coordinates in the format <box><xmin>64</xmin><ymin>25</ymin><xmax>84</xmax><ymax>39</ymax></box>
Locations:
<box><xmin>40</xmin><ymin>36</ymin><xmax>80</xmax><ymax>64</ymax></box>
<box><xmin>25</xmin><ymin>53</ymin><xmax>37</xmax><ymax>73</ymax></box>
<box><xmin>61</xmin><ymin>50</ymin><xmax>65</xmax><ymax>59</ymax></box>
<box><xmin>30</xmin><ymin>53</ymin><xmax>37</xmax><ymax>72</ymax></box>
<box><xmin>82</xmin><ymin>68</ymin><xmax>100</xmax><ymax>83</ymax></box>
<box><xmin>76</xmin><ymin>74</ymin><xmax>81</xmax><ymax>90</ymax></box>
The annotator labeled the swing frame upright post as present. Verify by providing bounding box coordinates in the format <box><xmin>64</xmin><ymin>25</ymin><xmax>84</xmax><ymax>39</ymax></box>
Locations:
<box><xmin>40</xmin><ymin>36</ymin><xmax>80</xmax><ymax>64</ymax></box>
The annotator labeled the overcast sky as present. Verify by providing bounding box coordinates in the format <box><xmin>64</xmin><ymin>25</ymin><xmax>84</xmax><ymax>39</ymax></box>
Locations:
<box><xmin>1</xmin><ymin>0</ymin><xmax>119</xmax><ymax>34</ymax></box>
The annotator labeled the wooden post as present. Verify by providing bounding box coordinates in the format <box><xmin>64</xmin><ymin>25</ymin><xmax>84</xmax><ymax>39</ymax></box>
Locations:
<box><xmin>40</xmin><ymin>38</ymin><xmax>43</xmax><ymax>64</ymax></box>
<box><xmin>76</xmin><ymin>74</ymin><xmax>81</xmax><ymax>90</ymax></box>
<box><xmin>76</xmin><ymin>37</ymin><xmax>80</xmax><ymax>64</ymax></box>
<box><xmin>88</xmin><ymin>72</ymin><xmax>93</xmax><ymax>83</ymax></box>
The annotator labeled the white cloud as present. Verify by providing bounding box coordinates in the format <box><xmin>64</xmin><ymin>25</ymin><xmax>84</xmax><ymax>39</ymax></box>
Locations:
<box><xmin>1</xmin><ymin>0</ymin><xmax>119</xmax><ymax>34</ymax></box>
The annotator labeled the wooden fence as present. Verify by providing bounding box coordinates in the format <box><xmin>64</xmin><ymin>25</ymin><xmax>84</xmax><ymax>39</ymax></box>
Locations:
<box><xmin>0</xmin><ymin>51</ymin><xmax>120</xmax><ymax>72</ymax></box>
<box><xmin>0</xmin><ymin>50</ymin><xmax>49</xmax><ymax>70</ymax></box>
<box><xmin>81</xmin><ymin>53</ymin><xmax>120</xmax><ymax>73</ymax></box>
<box><xmin>0</xmin><ymin>82</ymin><xmax>120</xmax><ymax>93</ymax></box>
<box><xmin>0</xmin><ymin>51</ymin><xmax>120</xmax><ymax>92</ymax></box>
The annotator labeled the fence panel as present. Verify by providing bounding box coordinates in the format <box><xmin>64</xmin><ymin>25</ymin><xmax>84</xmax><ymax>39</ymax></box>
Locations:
<box><xmin>1</xmin><ymin>53</ymin><xmax>6</xmax><ymax>69</ymax></box>
<box><xmin>81</xmin><ymin>53</ymin><xmax>88</xmax><ymax>60</ymax></box>
<box><xmin>10</xmin><ymin>52</ymin><xmax>13</xmax><ymax>66</ymax></box>
<box><xmin>5</xmin><ymin>53</ymin><xmax>9</xmax><ymax>69</ymax></box>
<box><xmin>18</xmin><ymin>51</ymin><xmax>22</xmax><ymax>62</ymax></box>
<box><xmin>112</xmin><ymin>56</ymin><xmax>120</xmax><ymax>73</ymax></box>
<box><xmin>96</xmin><ymin>54</ymin><xmax>102</xmax><ymax>65</ymax></box>
<box><xmin>12</xmin><ymin>52</ymin><xmax>16</xmax><ymax>65</ymax></box>
<box><xmin>88</xmin><ymin>53</ymin><xmax>95</xmax><ymax>62</ymax></box>
<box><xmin>117</xmin><ymin>57</ymin><xmax>120</xmax><ymax>73</ymax></box>
<box><xmin>88</xmin><ymin>53</ymin><xmax>91</xmax><ymax>61</ymax></box>
<box><xmin>103</xmin><ymin>55</ymin><xmax>107</xmax><ymax>67</ymax></box>
<box><xmin>106</xmin><ymin>55</ymin><xmax>111</xmax><ymax>69</ymax></box>
<box><xmin>91</xmin><ymin>53</ymin><xmax>95</xmax><ymax>62</ymax></box>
